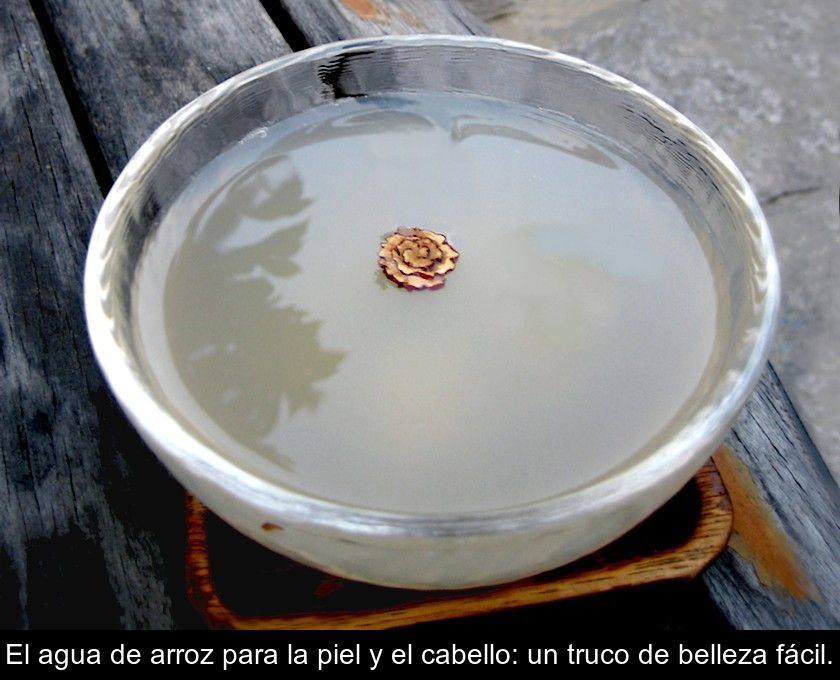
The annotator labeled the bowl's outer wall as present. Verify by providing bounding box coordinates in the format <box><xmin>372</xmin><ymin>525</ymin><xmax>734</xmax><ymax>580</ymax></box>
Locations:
<box><xmin>85</xmin><ymin>36</ymin><xmax>778</xmax><ymax>588</ymax></box>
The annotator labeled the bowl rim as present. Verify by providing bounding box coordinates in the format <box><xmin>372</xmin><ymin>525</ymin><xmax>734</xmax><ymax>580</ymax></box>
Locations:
<box><xmin>84</xmin><ymin>34</ymin><xmax>779</xmax><ymax>537</ymax></box>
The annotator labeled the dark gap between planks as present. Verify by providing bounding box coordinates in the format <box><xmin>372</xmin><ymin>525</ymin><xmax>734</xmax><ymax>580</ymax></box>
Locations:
<box><xmin>260</xmin><ymin>0</ymin><xmax>312</xmax><ymax>51</ymax></box>
<box><xmin>27</xmin><ymin>0</ymin><xmax>114</xmax><ymax>193</ymax></box>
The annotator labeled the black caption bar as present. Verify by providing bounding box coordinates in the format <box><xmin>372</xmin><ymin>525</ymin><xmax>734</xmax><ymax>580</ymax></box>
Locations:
<box><xmin>0</xmin><ymin>631</ymin><xmax>836</xmax><ymax>674</ymax></box>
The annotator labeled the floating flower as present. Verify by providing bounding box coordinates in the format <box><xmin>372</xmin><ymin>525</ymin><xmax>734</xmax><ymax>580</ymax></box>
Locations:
<box><xmin>378</xmin><ymin>227</ymin><xmax>459</xmax><ymax>290</ymax></box>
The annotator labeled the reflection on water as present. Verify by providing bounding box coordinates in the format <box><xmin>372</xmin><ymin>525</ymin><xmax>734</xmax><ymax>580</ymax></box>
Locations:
<box><xmin>450</xmin><ymin>113</ymin><xmax>618</xmax><ymax>169</ymax></box>
<box><xmin>137</xmin><ymin>91</ymin><xmax>719</xmax><ymax>513</ymax></box>
<box><xmin>268</xmin><ymin>106</ymin><xmax>434</xmax><ymax>155</ymax></box>
<box><xmin>164</xmin><ymin>155</ymin><xmax>345</xmax><ymax>462</ymax></box>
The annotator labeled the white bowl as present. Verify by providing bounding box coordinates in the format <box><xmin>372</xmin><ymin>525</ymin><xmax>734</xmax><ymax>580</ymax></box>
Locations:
<box><xmin>84</xmin><ymin>36</ymin><xmax>778</xmax><ymax>589</ymax></box>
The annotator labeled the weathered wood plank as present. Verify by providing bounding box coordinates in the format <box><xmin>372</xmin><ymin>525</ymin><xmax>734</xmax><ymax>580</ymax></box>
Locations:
<box><xmin>26</xmin><ymin>0</ymin><xmax>837</xmax><ymax>628</ymax></box>
<box><xmin>281</xmin><ymin>0</ymin><xmax>840</xmax><ymax>629</ymax></box>
<box><xmin>0</xmin><ymin>0</ymin><xmax>181</xmax><ymax>628</ymax></box>
<box><xmin>274</xmin><ymin>0</ymin><xmax>491</xmax><ymax>44</ymax></box>
<box><xmin>0</xmin><ymin>0</ymin><xmax>292</xmax><ymax>629</ymax></box>
<box><xmin>708</xmin><ymin>365</ymin><xmax>840</xmax><ymax>629</ymax></box>
<box><xmin>40</xmin><ymin>0</ymin><xmax>292</xmax><ymax>176</ymax></box>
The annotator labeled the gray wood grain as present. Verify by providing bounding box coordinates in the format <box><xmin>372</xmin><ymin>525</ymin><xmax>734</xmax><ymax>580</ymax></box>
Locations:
<box><xmin>1</xmin><ymin>0</ymin><xmax>291</xmax><ymax>629</ymax></box>
<box><xmin>14</xmin><ymin>0</ymin><xmax>835</xmax><ymax>628</ymax></box>
<box><xmin>709</xmin><ymin>365</ymin><xmax>840</xmax><ymax>629</ymax></box>
<box><xmin>40</xmin><ymin>0</ymin><xmax>292</xmax><ymax>176</ymax></box>
<box><xmin>274</xmin><ymin>0</ymin><xmax>490</xmax><ymax>44</ymax></box>
<box><xmin>281</xmin><ymin>0</ymin><xmax>840</xmax><ymax>630</ymax></box>
<box><xmin>0</xmin><ymin>0</ymin><xmax>179</xmax><ymax>628</ymax></box>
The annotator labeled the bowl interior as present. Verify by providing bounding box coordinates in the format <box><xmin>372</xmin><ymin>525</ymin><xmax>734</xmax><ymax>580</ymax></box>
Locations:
<box><xmin>86</xmin><ymin>36</ymin><xmax>777</xmax><ymax>527</ymax></box>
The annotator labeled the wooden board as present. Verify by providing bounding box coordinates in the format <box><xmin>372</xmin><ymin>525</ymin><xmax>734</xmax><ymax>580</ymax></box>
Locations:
<box><xmin>186</xmin><ymin>461</ymin><xmax>732</xmax><ymax>629</ymax></box>
<box><xmin>273</xmin><ymin>0</ymin><xmax>491</xmax><ymax>45</ymax></box>
<box><xmin>0</xmin><ymin>0</ymin><xmax>178</xmax><ymax>628</ymax></box>
<box><xmin>0</xmin><ymin>0</ymin><xmax>292</xmax><ymax>629</ymax></box>
<box><xmin>40</xmin><ymin>0</ymin><xmax>292</xmax><ymax>177</ymax></box>
<box><xmin>3</xmin><ymin>0</ymin><xmax>836</xmax><ymax>628</ymax></box>
<box><xmin>711</xmin><ymin>371</ymin><xmax>840</xmax><ymax>629</ymax></box>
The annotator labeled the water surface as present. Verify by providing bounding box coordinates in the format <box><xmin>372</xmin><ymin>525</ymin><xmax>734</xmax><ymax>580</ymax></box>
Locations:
<box><xmin>135</xmin><ymin>93</ymin><xmax>718</xmax><ymax>513</ymax></box>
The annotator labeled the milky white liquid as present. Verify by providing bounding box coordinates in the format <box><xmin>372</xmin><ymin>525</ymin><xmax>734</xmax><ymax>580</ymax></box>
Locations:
<box><xmin>135</xmin><ymin>93</ymin><xmax>719</xmax><ymax>514</ymax></box>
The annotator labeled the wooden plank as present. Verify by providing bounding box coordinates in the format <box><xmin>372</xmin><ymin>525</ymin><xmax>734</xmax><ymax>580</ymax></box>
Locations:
<box><xmin>0</xmin><ymin>0</ymin><xmax>291</xmax><ymax>628</ymax></box>
<box><xmin>708</xmin><ymin>365</ymin><xmax>840</xmax><ymax>629</ymax></box>
<box><xmin>40</xmin><ymin>0</ymin><xmax>292</xmax><ymax>176</ymax></box>
<box><xmin>273</xmin><ymin>0</ymin><xmax>491</xmax><ymax>44</ymax></box>
<box><xmin>279</xmin><ymin>0</ymin><xmax>840</xmax><ymax>629</ymax></box>
<box><xmin>0</xmin><ymin>0</ymin><xmax>180</xmax><ymax>628</ymax></box>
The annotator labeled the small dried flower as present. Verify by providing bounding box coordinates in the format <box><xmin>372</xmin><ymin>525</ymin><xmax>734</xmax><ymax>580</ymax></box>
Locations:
<box><xmin>378</xmin><ymin>227</ymin><xmax>459</xmax><ymax>290</ymax></box>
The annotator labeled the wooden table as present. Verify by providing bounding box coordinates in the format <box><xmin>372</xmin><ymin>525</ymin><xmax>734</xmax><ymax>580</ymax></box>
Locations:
<box><xmin>1</xmin><ymin>0</ymin><xmax>837</xmax><ymax>629</ymax></box>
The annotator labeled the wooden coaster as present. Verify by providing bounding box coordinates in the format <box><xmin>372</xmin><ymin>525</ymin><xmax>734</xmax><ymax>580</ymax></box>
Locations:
<box><xmin>186</xmin><ymin>460</ymin><xmax>731</xmax><ymax>629</ymax></box>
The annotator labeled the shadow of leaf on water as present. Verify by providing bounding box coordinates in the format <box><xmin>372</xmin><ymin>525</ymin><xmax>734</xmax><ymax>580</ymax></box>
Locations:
<box><xmin>164</xmin><ymin>154</ymin><xmax>345</xmax><ymax>468</ymax></box>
